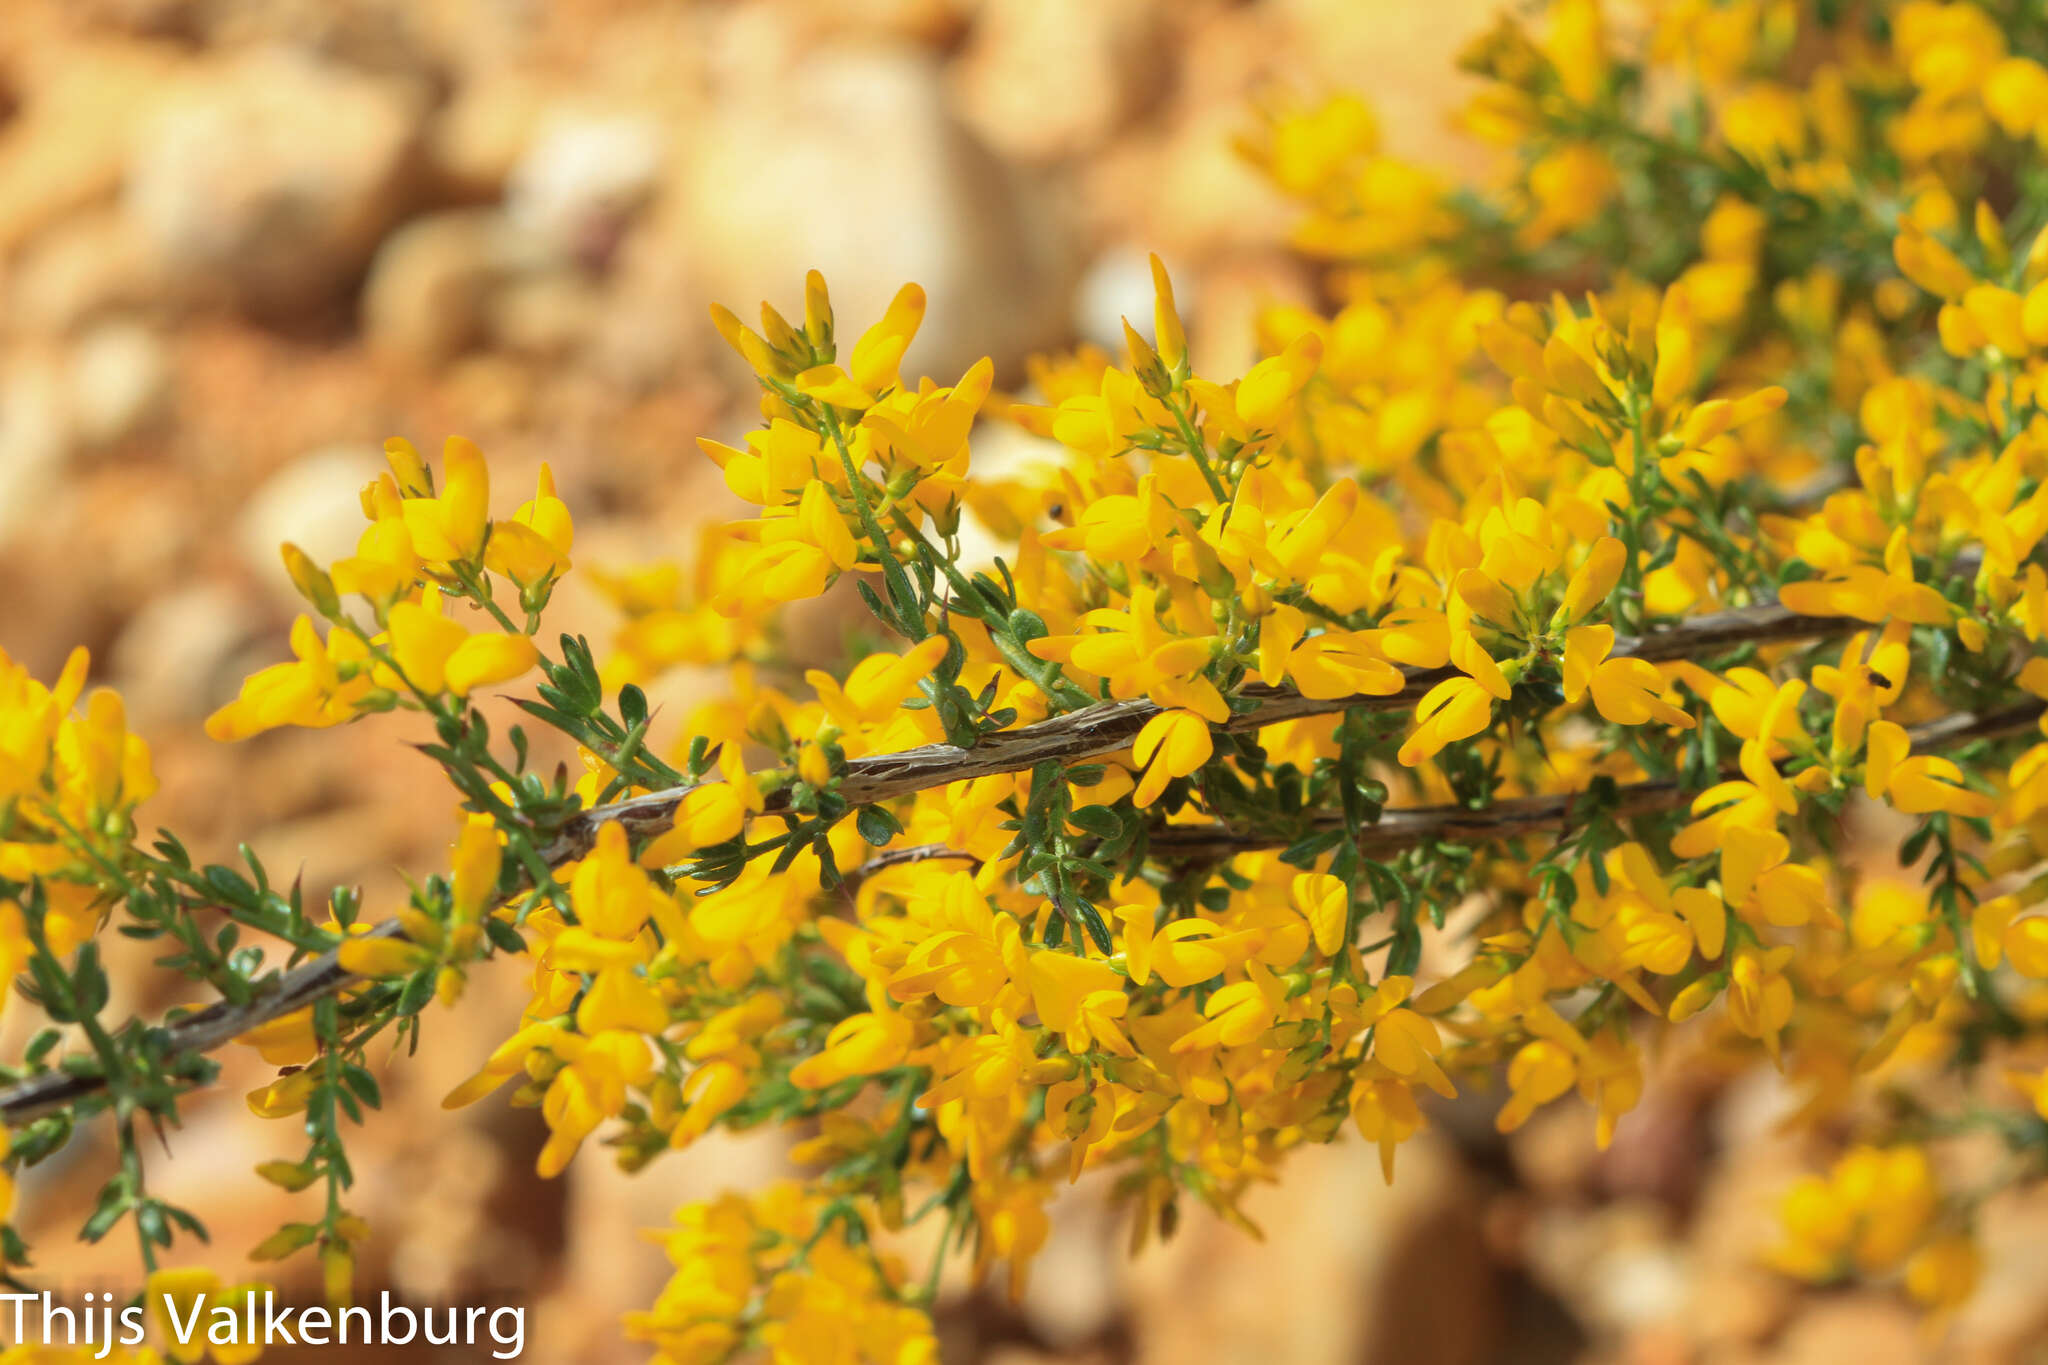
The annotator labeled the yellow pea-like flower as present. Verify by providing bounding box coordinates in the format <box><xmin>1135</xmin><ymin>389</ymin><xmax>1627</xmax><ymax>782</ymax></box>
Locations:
<box><xmin>1291</xmin><ymin>873</ymin><xmax>1349</xmax><ymax>957</ymax></box>
<box><xmin>1235</xmin><ymin>332</ymin><xmax>1323</xmax><ymax>431</ymax></box>
<box><xmin>1131</xmin><ymin>708</ymin><xmax>1213</xmax><ymax>805</ymax></box>
<box><xmin>1398</xmin><ymin>675</ymin><xmax>1495</xmax><ymax>767</ymax></box>
<box><xmin>400</xmin><ymin>435</ymin><xmax>491</xmax><ymax>564</ymax></box>
<box><xmin>1588</xmin><ymin>656</ymin><xmax>1695</xmax><ymax>729</ymax></box>
<box><xmin>1494</xmin><ymin>1038</ymin><xmax>1577</xmax><ymax>1133</ymax></box>
<box><xmin>445</xmin><ymin>632</ymin><xmax>539</xmax><ymax>697</ymax></box>
<box><xmin>385</xmin><ymin>596</ymin><xmax>468</xmax><ymax>694</ymax></box>
<box><xmin>788</xmin><ymin>1011</ymin><xmax>915</xmax><ymax>1090</ymax></box>
<box><xmin>337</xmin><ymin>935</ymin><xmax>432</xmax><ymax>979</ymax></box>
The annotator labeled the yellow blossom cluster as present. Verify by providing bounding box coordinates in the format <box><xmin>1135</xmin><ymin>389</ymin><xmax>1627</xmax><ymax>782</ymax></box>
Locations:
<box><xmin>624</xmin><ymin>1184</ymin><xmax>937</xmax><ymax>1365</ymax></box>
<box><xmin>18</xmin><ymin>2</ymin><xmax>2048</xmax><ymax>1359</ymax></box>
<box><xmin>0</xmin><ymin>645</ymin><xmax>153</xmax><ymax>960</ymax></box>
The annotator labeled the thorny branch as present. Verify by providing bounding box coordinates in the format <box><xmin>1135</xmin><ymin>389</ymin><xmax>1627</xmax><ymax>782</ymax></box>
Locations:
<box><xmin>0</xmin><ymin>601</ymin><xmax>2004</xmax><ymax>1124</ymax></box>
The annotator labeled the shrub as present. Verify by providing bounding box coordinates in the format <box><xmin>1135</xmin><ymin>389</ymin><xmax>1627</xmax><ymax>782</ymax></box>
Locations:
<box><xmin>6</xmin><ymin>1</ymin><xmax>2048</xmax><ymax>1358</ymax></box>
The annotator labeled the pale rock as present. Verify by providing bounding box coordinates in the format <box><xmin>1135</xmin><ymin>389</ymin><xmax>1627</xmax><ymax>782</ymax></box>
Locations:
<box><xmin>1096</xmin><ymin>109</ymin><xmax>1297</xmax><ymax>259</ymax></box>
<box><xmin>1683</xmin><ymin>1266</ymin><xmax>1793</xmax><ymax>1350</ymax></box>
<box><xmin>386</xmin><ymin>1125</ymin><xmax>516</xmax><ymax>1300</ymax></box>
<box><xmin>0</xmin><ymin>40</ymin><xmax>188</xmax><ymax>256</ymax></box>
<box><xmin>0</xmin><ymin>348</ymin><xmax>74</xmax><ymax>546</ymax></box>
<box><xmin>361</xmin><ymin>208</ymin><xmax>529</xmax><ymax>368</ymax></box>
<box><xmin>1509</xmin><ymin>1101</ymin><xmax>1601</xmax><ymax>1197</ymax></box>
<box><xmin>1016</xmin><ymin>1178</ymin><xmax>1122</xmax><ymax>1346</ymax></box>
<box><xmin>1950</xmin><ymin>1181</ymin><xmax>2048</xmax><ymax>1354</ymax></box>
<box><xmin>237</xmin><ymin>444</ymin><xmax>383</xmax><ymax>591</ymax></box>
<box><xmin>1770</xmin><ymin>1295</ymin><xmax>1926</xmax><ymax>1365</ymax></box>
<box><xmin>953</xmin><ymin>0</ymin><xmax>1165</xmax><ymax>162</ymax></box>
<box><xmin>1594</xmin><ymin>1243</ymin><xmax>1692</xmax><ymax>1332</ymax></box>
<box><xmin>796</xmin><ymin>0</ymin><xmax>968</xmax><ymax>45</ymax></box>
<box><xmin>67</xmin><ymin>319</ymin><xmax>171</xmax><ymax>446</ymax></box>
<box><xmin>505</xmin><ymin>113</ymin><xmax>666</xmax><ymax>273</ymax></box>
<box><xmin>5</xmin><ymin>209</ymin><xmax>164</xmax><ymax>336</ymax></box>
<box><xmin>1123</xmin><ymin>1134</ymin><xmax>1497</xmax><ymax>1365</ymax></box>
<box><xmin>587</xmin><ymin>206</ymin><xmax>711</xmax><ymax>391</ymax></box>
<box><xmin>1522</xmin><ymin>1203</ymin><xmax>1688</xmax><ymax>1333</ymax></box>
<box><xmin>678</xmin><ymin>41</ymin><xmax>1074</xmax><ymax>384</ymax></box>
<box><xmin>124</xmin><ymin>47</ymin><xmax>425</xmax><ymax>315</ymax></box>
<box><xmin>427</xmin><ymin>69</ymin><xmax>560</xmax><ymax>193</ymax></box>
<box><xmin>488</xmin><ymin>271</ymin><xmax>605</xmax><ymax>361</ymax></box>
<box><xmin>109</xmin><ymin>582</ymin><xmax>259</xmax><ymax>722</ymax></box>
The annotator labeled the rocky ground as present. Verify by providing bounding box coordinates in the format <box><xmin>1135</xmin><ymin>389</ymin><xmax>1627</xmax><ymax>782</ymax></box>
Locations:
<box><xmin>2</xmin><ymin>1</ymin><xmax>2044</xmax><ymax>1361</ymax></box>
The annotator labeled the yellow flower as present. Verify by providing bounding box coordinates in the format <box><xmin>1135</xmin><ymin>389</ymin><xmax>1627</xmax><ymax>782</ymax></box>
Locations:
<box><xmin>789</xmin><ymin>1011</ymin><xmax>915</xmax><ymax>1089</ymax></box>
<box><xmin>1588</xmin><ymin>657</ymin><xmax>1696</xmax><ymax>730</ymax></box>
<box><xmin>537</xmin><ymin>1029</ymin><xmax>656</xmax><ymax>1177</ymax></box>
<box><xmin>809</xmin><ymin>637</ymin><xmax>949</xmax><ymax>732</ymax></box>
<box><xmin>1495</xmin><ymin>1038</ymin><xmax>1577</xmax><ymax>1132</ymax></box>
<box><xmin>1026</xmin><ymin>950</ymin><xmax>1130</xmax><ymax>1055</ymax></box>
<box><xmin>1370</xmin><ymin>1004</ymin><xmax>1456</xmax><ymax>1099</ymax></box>
<box><xmin>1397</xmin><ymin>675</ymin><xmax>1495</xmax><ymax>767</ymax></box>
<box><xmin>715</xmin><ymin>481</ymin><xmax>860</xmax><ymax>615</ymax></box>
<box><xmin>794</xmin><ymin>283</ymin><xmax>926</xmax><ymax>409</ymax></box>
<box><xmin>204</xmin><ymin>616</ymin><xmax>374</xmax><ymax>741</ymax></box>
<box><xmin>1521</xmin><ymin>143</ymin><xmax>1617</xmax><ymax>245</ymax></box>
<box><xmin>571</xmin><ymin>821</ymin><xmax>676</xmax><ymax>941</ymax></box>
<box><xmin>577</xmin><ymin>966</ymin><xmax>668</xmax><ymax>1036</ymax></box>
<box><xmin>445</xmin><ymin>632</ymin><xmax>539</xmax><ymax>697</ymax></box>
<box><xmin>1553</xmin><ymin>536</ymin><xmax>1626</xmax><ymax>626</ymax></box>
<box><xmin>2002</xmin><ymin>916</ymin><xmax>2048</xmax><ymax>977</ymax></box>
<box><xmin>1170</xmin><ymin>980</ymin><xmax>1274</xmax><ymax>1052</ymax></box>
<box><xmin>1150</xmin><ymin>253</ymin><xmax>1188</xmax><ymax>374</ymax></box>
<box><xmin>383</xmin><ymin>595</ymin><xmax>467</xmax><ymax>694</ymax></box>
<box><xmin>235</xmin><ymin>1007</ymin><xmax>318</xmax><ymax>1067</ymax></box>
<box><xmin>246</xmin><ymin>1069</ymin><xmax>316</xmax><ymax>1120</ymax></box>
<box><xmin>449</xmin><ymin>813</ymin><xmax>502</xmax><ymax>922</ymax></box>
<box><xmin>484</xmin><ymin>462</ymin><xmax>575</xmax><ymax>588</ymax></box>
<box><xmin>1131</xmin><ymin>708</ymin><xmax>1212</xmax><ymax>805</ymax></box>
<box><xmin>1029</xmin><ymin>587</ymin><xmax>1226</xmax><ymax>721</ymax></box>
<box><xmin>399</xmin><ymin>435</ymin><xmax>491</xmax><ymax>564</ymax></box>
<box><xmin>1236</xmin><ymin>332</ymin><xmax>1323</xmax><ymax>431</ymax></box>
<box><xmin>337</xmin><ymin>934</ymin><xmax>432</xmax><ymax>978</ymax></box>
<box><xmin>1291</xmin><ymin>872</ymin><xmax>1349</xmax><ymax>956</ymax></box>
<box><xmin>670</xmin><ymin>1060</ymin><xmax>750</xmax><ymax>1149</ymax></box>
<box><xmin>1864</xmin><ymin>719</ymin><xmax>1993</xmax><ymax>818</ymax></box>
<box><xmin>1906</xmin><ymin>1233</ymin><xmax>1981</xmax><ymax>1317</ymax></box>
<box><xmin>1727</xmin><ymin>945</ymin><xmax>1796</xmax><ymax>1061</ymax></box>
<box><xmin>1352</xmin><ymin>1068</ymin><xmax>1423</xmax><ymax>1182</ymax></box>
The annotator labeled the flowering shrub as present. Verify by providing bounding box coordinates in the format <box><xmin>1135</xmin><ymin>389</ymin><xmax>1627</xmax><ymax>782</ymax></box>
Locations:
<box><xmin>10</xmin><ymin>0</ymin><xmax>2048</xmax><ymax>1358</ymax></box>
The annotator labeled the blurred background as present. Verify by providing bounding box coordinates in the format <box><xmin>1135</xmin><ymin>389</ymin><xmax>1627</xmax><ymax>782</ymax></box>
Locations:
<box><xmin>4</xmin><ymin>1</ymin><xmax>2048</xmax><ymax>1362</ymax></box>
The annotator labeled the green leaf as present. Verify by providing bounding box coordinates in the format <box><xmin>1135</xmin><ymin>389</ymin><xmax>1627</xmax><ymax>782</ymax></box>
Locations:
<box><xmin>80</xmin><ymin>1179</ymin><xmax>131</xmax><ymax>1242</ymax></box>
<box><xmin>618</xmin><ymin>684</ymin><xmax>649</xmax><ymax>732</ymax></box>
<box><xmin>342</xmin><ymin>1065</ymin><xmax>383</xmax><ymax>1110</ymax></box>
<box><xmin>855</xmin><ymin>806</ymin><xmax>903</xmax><ymax>846</ymax></box>
<box><xmin>1067</xmin><ymin>804</ymin><xmax>1122</xmax><ymax>839</ymax></box>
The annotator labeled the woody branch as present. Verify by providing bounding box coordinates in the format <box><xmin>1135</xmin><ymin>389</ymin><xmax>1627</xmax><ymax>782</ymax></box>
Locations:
<box><xmin>0</xmin><ymin>599</ymin><xmax>1986</xmax><ymax>1124</ymax></box>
